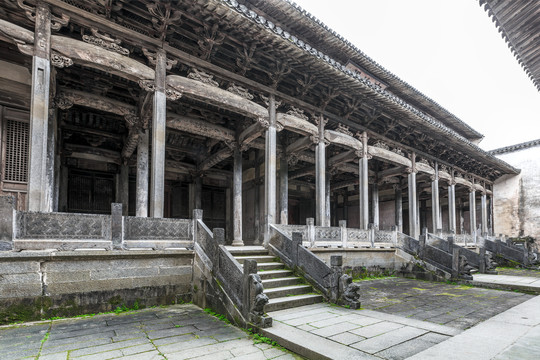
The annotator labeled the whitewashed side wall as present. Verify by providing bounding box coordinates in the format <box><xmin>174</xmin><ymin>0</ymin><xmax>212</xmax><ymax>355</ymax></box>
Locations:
<box><xmin>494</xmin><ymin>145</ymin><xmax>540</xmax><ymax>239</ymax></box>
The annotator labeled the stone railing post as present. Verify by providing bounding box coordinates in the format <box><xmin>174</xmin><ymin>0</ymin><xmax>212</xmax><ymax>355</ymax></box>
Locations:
<box><xmin>0</xmin><ymin>196</ymin><xmax>15</xmax><ymax>251</ymax></box>
<box><xmin>419</xmin><ymin>231</ymin><xmax>426</xmax><ymax>259</ymax></box>
<box><xmin>368</xmin><ymin>223</ymin><xmax>375</xmax><ymax>248</ymax></box>
<box><xmin>339</xmin><ymin>220</ymin><xmax>347</xmax><ymax>248</ymax></box>
<box><xmin>292</xmin><ymin>232</ymin><xmax>302</xmax><ymax>268</ymax></box>
<box><xmin>306</xmin><ymin>218</ymin><xmax>315</xmax><ymax>247</ymax></box>
<box><xmin>330</xmin><ymin>255</ymin><xmax>342</xmax><ymax>302</ymax></box>
<box><xmin>447</xmin><ymin>236</ymin><xmax>455</xmax><ymax>254</ymax></box>
<box><xmin>242</xmin><ymin>259</ymin><xmax>258</xmax><ymax>317</ymax></box>
<box><xmin>192</xmin><ymin>209</ymin><xmax>203</xmax><ymax>243</ymax></box>
<box><xmin>479</xmin><ymin>247</ymin><xmax>486</xmax><ymax>273</ymax></box>
<box><xmin>452</xmin><ymin>246</ymin><xmax>460</xmax><ymax>279</ymax></box>
<box><xmin>111</xmin><ymin>203</ymin><xmax>124</xmax><ymax>250</ymax></box>
<box><xmin>391</xmin><ymin>225</ymin><xmax>398</xmax><ymax>247</ymax></box>
<box><xmin>213</xmin><ymin>228</ymin><xmax>225</xmax><ymax>270</ymax></box>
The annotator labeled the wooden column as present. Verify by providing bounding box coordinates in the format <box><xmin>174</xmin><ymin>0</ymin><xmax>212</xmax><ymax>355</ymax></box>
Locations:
<box><xmin>264</xmin><ymin>95</ymin><xmax>277</xmax><ymax>244</ymax></box>
<box><xmin>232</xmin><ymin>148</ymin><xmax>244</xmax><ymax>246</ymax></box>
<box><xmin>136</xmin><ymin>130</ymin><xmax>149</xmax><ymax>217</ymax></box>
<box><xmin>394</xmin><ymin>183</ymin><xmax>403</xmax><ymax>232</ymax></box>
<box><xmin>358</xmin><ymin>132</ymin><xmax>369</xmax><ymax>230</ymax></box>
<box><xmin>150</xmin><ymin>50</ymin><xmax>167</xmax><ymax>218</ymax></box>
<box><xmin>315</xmin><ymin>116</ymin><xmax>326</xmax><ymax>226</ymax></box>
<box><xmin>28</xmin><ymin>3</ymin><xmax>52</xmax><ymax>211</ymax></box>
<box><xmin>279</xmin><ymin>156</ymin><xmax>288</xmax><ymax>225</ymax></box>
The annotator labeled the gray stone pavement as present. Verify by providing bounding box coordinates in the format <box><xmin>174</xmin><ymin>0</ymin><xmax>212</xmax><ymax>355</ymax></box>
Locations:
<box><xmin>408</xmin><ymin>295</ymin><xmax>540</xmax><ymax>359</ymax></box>
<box><xmin>353</xmin><ymin>277</ymin><xmax>533</xmax><ymax>329</ymax></box>
<box><xmin>0</xmin><ymin>304</ymin><xmax>299</xmax><ymax>360</ymax></box>
<box><xmin>264</xmin><ymin>303</ymin><xmax>461</xmax><ymax>360</ymax></box>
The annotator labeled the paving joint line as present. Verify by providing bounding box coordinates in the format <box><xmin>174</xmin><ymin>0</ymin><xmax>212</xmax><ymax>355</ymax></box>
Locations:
<box><xmin>35</xmin><ymin>320</ymin><xmax>52</xmax><ymax>359</ymax></box>
<box><xmin>140</xmin><ymin>319</ymin><xmax>168</xmax><ymax>360</ymax></box>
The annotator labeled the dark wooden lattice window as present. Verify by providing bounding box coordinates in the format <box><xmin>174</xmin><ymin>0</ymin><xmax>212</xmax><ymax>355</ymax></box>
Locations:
<box><xmin>2</xmin><ymin>110</ymin><xmax>29</xmax><ymax>183</ymax></box>
<box><xmin>68</xmin><ymin>170</ymin><xmax>114</xmax><ymax>214</ymax></box>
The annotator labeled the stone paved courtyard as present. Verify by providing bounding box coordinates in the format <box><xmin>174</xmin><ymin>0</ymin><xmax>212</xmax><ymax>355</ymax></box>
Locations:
<box><xmin>0</xmin><ymin>305</ymin><xmax>299</xmax><ymax>360</ymax></box>
<box><xmin>354</xmin><ymin>277</ymin><xmax>534</xmax><ymax>329</ymax></box>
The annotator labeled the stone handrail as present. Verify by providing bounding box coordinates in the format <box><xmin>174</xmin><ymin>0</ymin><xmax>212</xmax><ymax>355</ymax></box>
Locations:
<box><xmin>193</xmin><ymin>210</ymin><xmax>271</xmax><ymax>328</ymax></box>
<box><xmin>272</xmin><ymin>220</ymin><xmax>396</xmax><ymax>249</ymax></box>
<box><xmin>2</xmin><ymin>199</ymin><xmax>195</xmax><ymax>251</ymax></box>
<box><xmin>269</xmin><ymin>225</ymin><xmax>361</xmax><ymax>308</ymax></box>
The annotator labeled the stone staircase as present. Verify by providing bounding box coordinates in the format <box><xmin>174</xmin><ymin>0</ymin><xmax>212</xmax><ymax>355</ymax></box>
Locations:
<box><xmin>228</xmin><ymin>246</ymin><xmax>323</xmax><ymax>312</ymax></box>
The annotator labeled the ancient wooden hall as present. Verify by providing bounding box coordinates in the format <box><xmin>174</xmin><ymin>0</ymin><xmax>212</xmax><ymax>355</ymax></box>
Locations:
<box><xmin>0</xmin><ymin>0</ymin><xmax>518</xmax><ymax>246</ymax></box>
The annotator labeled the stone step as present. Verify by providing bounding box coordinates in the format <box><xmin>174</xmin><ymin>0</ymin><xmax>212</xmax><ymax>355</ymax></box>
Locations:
<box><xmin>264</xmin><ymin>284</ymin><xmax>313</xmax><ymax>299</ymax></box>
<box><xmin>258</xmin><ymin>269</ymin><xmax>293</xmax><ymax>280</ymax></box>
<box><xmin>256</xmin><ymin>262</ymin><xmax>285</xmax><ymax>271</ymax></box>
<box><xmin>262</xmin><ymin>276</ymin><xmax>304</xmax><ymax>289</ymax></box>
<box><xmin>234</xmin><ymin>255</ymin><xmax>275</xmax><ymax>264</ymax></box>
<box><xmin>226</xmin><ymin>246</ymin><xmax>268</xmax><ymax>256</ymax></box>
<box><xmin>265</xmin><ymin>294</ymin><xmax>323</xmax><ymax>312</ymax></box>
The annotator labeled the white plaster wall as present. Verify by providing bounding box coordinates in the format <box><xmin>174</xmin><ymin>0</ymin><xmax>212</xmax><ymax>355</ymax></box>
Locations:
<box><xmin>495</xmin><ymin>145</ymin><xmax>540</xmax><ymax>239</ymax></box>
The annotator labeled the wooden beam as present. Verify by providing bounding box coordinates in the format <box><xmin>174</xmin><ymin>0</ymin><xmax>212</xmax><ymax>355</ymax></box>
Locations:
<box><xmin>166</xmin><ymin>113</ymin><xmax>235</xmax><ymax>142</ymax></box>
<box><xmin>286</xmin><ymin>137</ymin><xmax>312</xmax><ymax>154</ymax></box>
<box><xmin>329</xmin><ymin>150</ymin><xmax>355</xmax><ymax>167</ymax></box>
<box><xmin>199</xmin><ymin>147</ymin><xmax>233</xmax><ymax>171</ymax></box>
<box><xmin>238</xmin><ymin>121</ymin><xmax>263</xmax><ymax>149</ymax></box>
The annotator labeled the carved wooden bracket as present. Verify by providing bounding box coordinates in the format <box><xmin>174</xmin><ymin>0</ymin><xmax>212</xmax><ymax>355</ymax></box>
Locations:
<box><xmin>82</xmin><ymin>28</ymin><xmax>129</xmax><ymax>56</ymax></box>
<box><xmin>187</xmin><ymin>68</ymin><xmax>219</xmax><ymax>88</ymax></box>
<box><xmin>227</xmin><ymin>83</ymin><xmax>253</xmax><ymax>100</ymax></box>
<box><xmin>51</xmin><ymin>52</ymin><xmax>73</xmax><ymax>68</ymax></box>
<box><xmin>142</xmin><ymin>48</ymin><xmax>177</xmax><ymax>70</ymax></box>
<box><xmin>17</xmin><ymin>0</ymin><xmax>69</xmax><ymax>31</ymax></box>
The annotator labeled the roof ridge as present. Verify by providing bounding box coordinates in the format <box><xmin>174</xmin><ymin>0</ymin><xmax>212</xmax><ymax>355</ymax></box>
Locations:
<box><xmin>281</xmin><ymin>0</ymin><xmax>483</xmax><ymax>139</ymax></box>
<box><xmin>489</xmin><ymin>139</ymin><xmax>540</xmax><ymax>155</ymax></box>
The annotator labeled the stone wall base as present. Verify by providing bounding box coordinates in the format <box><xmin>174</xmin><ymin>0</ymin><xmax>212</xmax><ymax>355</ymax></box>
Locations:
<box><xmin>0</xmin><ymin>250</ymin><xmax>193</xmax><ymax>324</ymax></box>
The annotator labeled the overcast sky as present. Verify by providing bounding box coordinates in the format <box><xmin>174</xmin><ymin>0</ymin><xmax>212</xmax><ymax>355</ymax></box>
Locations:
<box><xmin>292</xmin><ymin>0</ymin><xmax>540</xmax><ymax>151</ymax></box>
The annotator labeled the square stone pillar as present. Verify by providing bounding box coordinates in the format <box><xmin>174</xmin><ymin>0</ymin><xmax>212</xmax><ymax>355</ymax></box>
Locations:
<box><xmin>0</xmin><ymin>196</ymin><xmax>15</xmax><ymax>250</ymax></box>
<box><xmin>469</xmin><ymin>189</ymin><xmax>477</xmax><ymax>243</ymax></box>
<box><xmin>448</xmin><ymin>183</ymin><xmax>456</xmax><ymax>234</ymax></box>
<box><xmin>28</xmin><ymin>3</ymin><xmax>52</xmax><ymax>212</ymax></box>
<box><xmin>315</xmin><ymin>116</ymin><xmax>326</xmax><ymax>226</ymax></box>
<box><xmin>136</xmin><ymin>129</ymin><xmax>149</xmax><ymax>217</ymax></box>
<box><xmin>372</xmin><ymin>183</ymin><xmax>379</xmax><ymax>230</ymax></box>
<box><xmin>279</xmin><ymin>156</ymin><xmax>288</xmax><ymax>225</ymax></box>
<box><xmin>264</xmin><ymin>95</ymin><xmax>277</xmax><ymax>244</ymax></box>
<box><xmin>481</xmin><ymin>192</ymin><xmax>488</xmax><ymax>236</ymax></box>
<box><xmin>394</xmin><ymin>183</ymin><xmax>403</xmax><ymax>233</ymax></box>
<box><xmin>408</xmin><ymin>171</ymin><xmax>418</xmax><ymax>239</ymax></box>
<box><xmin>150</xmin><ymin>50</ymin><xmax>167</xmax><ymax>218</ymax></box>
<box><xmin>232</xmin><ymin>148</ymin><xmax>244</xmax><ymax>246</ymax></box>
